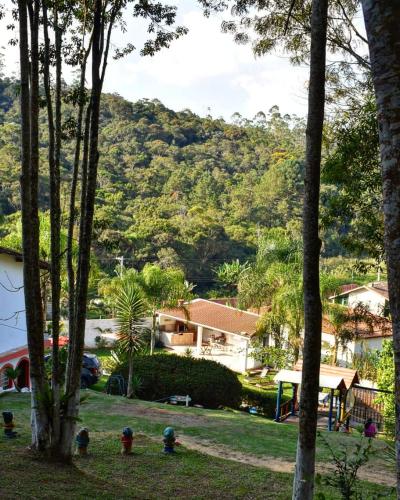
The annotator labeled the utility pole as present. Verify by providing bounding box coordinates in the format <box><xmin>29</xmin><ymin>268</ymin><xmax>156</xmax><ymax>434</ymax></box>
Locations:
<box><xmin>115</xmin><ymin>256</ymin><xmax>124</xmax><ymax>277</ymax></box>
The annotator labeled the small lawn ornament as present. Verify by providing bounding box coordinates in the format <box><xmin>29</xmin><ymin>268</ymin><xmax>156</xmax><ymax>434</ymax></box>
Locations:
<box><xmin>162</xmin><ymin>426</ymin><xmax>180</xmax><ymax>453</ymax></box>
<box><xmin>121</xmin><ymin>427</ymin><xmax>134</xmax><ymax>455</ymax></box>
<box><xmin>76</xmin><ymin>428</ymin><xmax>90</xmax><ymax>456</ymax></box>
<box><xmin>249</xmin><ymin>406</ymin><xmax>257</xmax><ymax>415</ymax></box>
<box><xmin>2</xmin><ymin>411</ymin><xmax>17</xmax><ymax>439</ymax></box>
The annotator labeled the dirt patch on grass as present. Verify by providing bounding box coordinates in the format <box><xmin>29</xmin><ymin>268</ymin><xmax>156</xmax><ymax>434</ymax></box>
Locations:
<box><xmin>180</xmin><ymin>435</ymin><xmax>396</xmax><ymax>488</ymax></box>
<box><xmin>108</xmin><ymin>403</ymin><xmax>213</xmax><ymax>427</ymax></box>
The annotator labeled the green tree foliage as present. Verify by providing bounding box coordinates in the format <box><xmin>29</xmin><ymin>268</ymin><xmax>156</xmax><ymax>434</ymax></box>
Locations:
<box><xmin>322</xmin><ymin>93</ymin><xmax>383</xmax><ymax>260</ymax></box>
<box><xmin>0</xmin><ymin>77</ymin><xmax>306</xmax><ymax>291</ymax></box>
<box><xmin>113</xmin><ymin>353</ymin><xmax>242</xmax><ymax>408</ymax></box>
<box><xmin>377</xmin><ymin>340</ymin><xmax>395</xmax><ymax>438</ymax></box>
<box><xmin>114</xmin><ymin>282</ymin><xmax>148</xmax><ymax>398</ymax></box>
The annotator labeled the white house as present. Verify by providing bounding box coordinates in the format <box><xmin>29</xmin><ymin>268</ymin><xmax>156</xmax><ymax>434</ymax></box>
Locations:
<box><xmin>0</xmin><ymin>247</ymin><xmax>49</xmax><ymax>392</ymax></box>
<box><xmin>157</xmin><ymin>298</ymin><xmax>263</xmax><ymax>373</ymax></box>
<box><xmin>320</xmin><ymin>313</ymin><xmax>392</xmax><ymax>367</ymax></box>
<box><xmin>330</xmin><ymin>282</ymin><xmax>389</xmax><ymax>316</ymax></box>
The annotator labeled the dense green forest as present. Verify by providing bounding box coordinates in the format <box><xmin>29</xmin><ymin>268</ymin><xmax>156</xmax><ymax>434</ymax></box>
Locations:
<box><xmin>0</xmin><ymin>77</ymin><xmax>381</xmax><ymax>291</ymax></box>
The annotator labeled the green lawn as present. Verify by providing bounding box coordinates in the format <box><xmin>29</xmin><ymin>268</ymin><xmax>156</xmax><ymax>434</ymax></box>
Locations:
<box><xmin>0</xmin><ymin>391</ymin><xmax>395</xmax><ymax>499</ymax></box>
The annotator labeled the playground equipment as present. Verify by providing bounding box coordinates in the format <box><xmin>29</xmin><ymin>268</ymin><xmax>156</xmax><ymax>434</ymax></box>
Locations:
<box><xmin>274</xmin><ymin>362</ymin><xmax>360</xmax><ymax>431</ymax></box>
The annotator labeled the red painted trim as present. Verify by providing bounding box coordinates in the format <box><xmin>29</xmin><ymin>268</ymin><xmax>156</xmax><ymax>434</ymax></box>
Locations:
<box><xmin>0</xmin><ymin>347</ymin><xmax>29</xmax><ymax>365</ymax></box>
<box><xmin>16</xmin><ymin>357</ymin><xmax>30</xmax><ymax>388</ymax></box>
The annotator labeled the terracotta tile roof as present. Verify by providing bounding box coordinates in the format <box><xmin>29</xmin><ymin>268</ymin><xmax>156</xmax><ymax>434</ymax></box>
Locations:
<box><xmin>370</xmin><ymin>282</ymin><xmax>389</xmax><ymax>299</ymax></box>
<box><xmin>330</xmin><ymin>281</ymin><xmax>389</xmax><ymax>300</ymax></box>
<box><xmin>209</xmin><ymin>297</ymin><xmax>238</xmax><ymax>308</ymax></box>
<box><xmin>294</xmin><ymin>360</ymin><xmax>360</xmax><ymax>389</ymax></box>
<box><xmin>322</xmin><ymin>312</ymin><xmax>392</xmax><ymax>339</ymax></box>
<box><xmin>158</xmin><ymin>298</ymin><xmax>260</xmax><ymax>337</ymax></box>
<box><xmin>0</xmin><ymin>246</ymin><xmax>49</xmax><ymax>270</ymax></box>
<box><xmin>338</xmin><ymin>283</ymin><xmax>359</xmax><ymax>294</ymax></box>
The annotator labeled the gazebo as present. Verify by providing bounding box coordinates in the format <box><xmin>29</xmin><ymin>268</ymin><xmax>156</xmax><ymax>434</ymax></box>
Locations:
<box><xmin>274</xmin><ymin>361</ymin><xmax>360</xmax><ymax>431</ymax></box>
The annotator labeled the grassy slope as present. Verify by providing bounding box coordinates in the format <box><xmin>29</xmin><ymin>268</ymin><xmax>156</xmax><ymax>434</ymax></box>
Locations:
<box><xmin>0</xmin><ymin>392</ymin><xmax>395</xmax><ymax>499</ymax></box>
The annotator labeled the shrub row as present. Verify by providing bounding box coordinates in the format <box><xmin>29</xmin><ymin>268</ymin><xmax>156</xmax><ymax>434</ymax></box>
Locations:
<box><xmin>113</xmin><ymin>353</ymin><xmax>242</xmax><ymax>409</ymax></box>
<box><xmin>241</xmin><ymin>385</ymin><xmax>290</xmax><ymax>418</ymax></box>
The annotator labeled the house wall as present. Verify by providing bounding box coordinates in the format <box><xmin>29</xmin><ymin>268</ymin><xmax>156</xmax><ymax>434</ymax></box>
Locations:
<box><xmin>321</xmin><ymin>331</ymin><xmax>355</xmax><ymax>366</ymax></box>
<box><xmin>62</xmin><ymin>318</ymin><xmax>120</xmax><ymax>348</ymax></box>
<box><xmin>158</xmin><ymin>316</ymin><xmax>260</xmax><ymax>372</ymax></box>
<box><xmin>346</xmin><ymin>289</ymin><xmax>386</xmax><ymax>315</ymax></box>
<box><xmin>354</xmin><ymin>337</ymin><xmax>385</xmax><ymax>354</ymax></box>
<box><xmin>0</xmin><ymin>254</ymin><xmax>27</xmax><ymax>337</ymax></box>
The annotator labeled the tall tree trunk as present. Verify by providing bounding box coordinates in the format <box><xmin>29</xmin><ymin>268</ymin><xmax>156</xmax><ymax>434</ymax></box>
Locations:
<box><xmin>18</xmin><ymin>0</ymin><xmax>49</xmax><ymax>451</ymax></box>
<box><xmin>361</xmin><ymin>2</ymin><xmax>400</xmax><ymax>495</ymax></box>
<box><xmin>292</xmin><ymin>1</ymin><xmax>327</xmax><ymax>498</ymax></box>
<box><xmin>60</xmin><ymin>0</ymin><xmax>104</xmax><ymax>460</ymax></box>
<box><xmin>127</xmin><ymin>352</ymin><xmax>134</xmax><ymax>398</ymax></box>
<box><xmin>151</xmin><ymin>312</ymin><xmax>157</xmax><ymax>354</ymax></box>
<box><xmin>42</xmin><ymin>3</ymin><xmax>62</xmax><ymax>454</ymax></box>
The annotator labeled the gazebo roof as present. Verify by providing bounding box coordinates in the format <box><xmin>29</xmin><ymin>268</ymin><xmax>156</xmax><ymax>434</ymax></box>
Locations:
<box><xmin>274</xmin><ymin>361</ymin><xmax>359</xmax><ymax>390</ymax></box>
<box><xmin>274</xmin><ymin>369</ymin><xmax>347</xmax><ymax>390</ymax></box>
<box><xmin>294</xmin><ymin>361</ymin><xmax>359</xmax><ymax>389</ymax></box>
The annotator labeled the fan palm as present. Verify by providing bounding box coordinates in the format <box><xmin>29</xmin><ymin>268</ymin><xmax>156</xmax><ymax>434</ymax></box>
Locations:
<box><xmin>115</xmin><ymin>283</ymin><xmax>148</xmax><ymax>398</ymax></box>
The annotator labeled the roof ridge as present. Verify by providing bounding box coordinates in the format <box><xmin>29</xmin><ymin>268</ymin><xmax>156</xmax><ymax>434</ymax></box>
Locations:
<box><xmin>194</xmin><ymin>298</ymin><xmax>260</xmax><ymax>317</ymax></box>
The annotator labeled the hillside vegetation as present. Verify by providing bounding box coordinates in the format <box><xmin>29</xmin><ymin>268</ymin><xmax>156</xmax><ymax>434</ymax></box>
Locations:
<box><xmin>0</xmin><ymin>77</ymin><xmax>307</xmax><ymax>290</ymax></box>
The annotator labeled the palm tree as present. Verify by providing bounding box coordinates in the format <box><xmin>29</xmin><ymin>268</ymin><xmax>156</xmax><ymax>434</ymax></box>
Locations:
<box><xmin>135</xmin><ymin>264</ymin><xmax>193</xmax><ymax>354</ymax></box>
<box><xmin>324</xmin><ymin>303</ymin><xmax>353</xmax><ymax>366</ymax></box>
<box><xmin>115</xmin><ymin>283</ymin><xmax>148</xmax><ymax>398</ymax></box>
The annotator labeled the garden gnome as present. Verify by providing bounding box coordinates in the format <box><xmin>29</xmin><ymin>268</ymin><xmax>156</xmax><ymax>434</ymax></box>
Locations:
<box><xmin>76</xmin><ymin>428</ymin><xmax>90</xmax><ymax>456</ymax></box>
<box><xmin>121</xmin><ymin>427</ymin><xmax>134</xmax><ymax>455</ymax></box>
<box><xmin>2</xmin><ymin>411</ymin><xmax>17</xmax><ymax>438</ymax></box>
<box><xmin>163</xmin><ymin>426</ymin><xmax>180</xmax><ymax>453</ymax></box>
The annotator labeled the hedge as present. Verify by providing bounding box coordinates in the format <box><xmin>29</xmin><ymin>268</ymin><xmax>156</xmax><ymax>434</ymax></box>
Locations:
<box><xmin>241</xmin><ymin>385</ymin><xmax>290</xmax><ymax>418</ymax></box>
<box><xmin>113</xmin><ymin>353</ymin><xmax>242</xmax><ymax>409</ymax></box>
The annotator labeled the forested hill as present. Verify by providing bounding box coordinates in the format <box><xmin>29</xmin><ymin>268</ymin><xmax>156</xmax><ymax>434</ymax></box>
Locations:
<box><xmin>0</xmin><ymin>77</ymin><xmax>306</xmax><ymax>289</ymax></box>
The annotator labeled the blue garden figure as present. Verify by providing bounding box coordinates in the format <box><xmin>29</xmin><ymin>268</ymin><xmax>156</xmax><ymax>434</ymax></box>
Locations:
<box><xmin>76</xmin><ymin>428</ymin><xmax>90</xmax><ymax>456</ymax></box>
<box><xmin>121</xmin><ymin>427</ymin><xmax>134</xmax><ymax>455</ymax></box>
<box><xmin>2</xmin><ymin>411</ymin><xmax>17</xmax><ymax>439</ymax></box>
<box><xmin>163</xmin><ymin>426</ymin><xmax>181</xmax><ymax>453</ymax></box>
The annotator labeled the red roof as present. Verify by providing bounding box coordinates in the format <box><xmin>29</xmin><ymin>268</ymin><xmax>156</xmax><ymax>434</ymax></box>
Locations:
<box><xmin>158</xmin><ymin>298</ymin><xmax>260</xmax><ymax>337</ymax></box>
<box><xmin>322</xmin><ymin>312</ymin><xmax>392</xmax><ymax>339</ymax></box>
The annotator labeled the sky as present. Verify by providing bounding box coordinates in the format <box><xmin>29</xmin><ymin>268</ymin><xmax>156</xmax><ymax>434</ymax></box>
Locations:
<box><xmin>0</xmin><ymin>0</ymin><xmax>310</xmax><ymax>121</ymax></box>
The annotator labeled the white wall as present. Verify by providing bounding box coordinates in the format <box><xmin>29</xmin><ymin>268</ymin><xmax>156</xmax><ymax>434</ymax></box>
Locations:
<box><xmin>347</xmin><ymin>289</ymin><xmax>386</xmax><ymax>315</ymax></box>
<box><xmin>0</xmin><ymin>254</ymin><xmax>27</xmax><ymax>340</ymax></box>
<box><xmin>62</xmin><ymin>318</ymin><xmax>118</xmax><ymax>348</ymax></box>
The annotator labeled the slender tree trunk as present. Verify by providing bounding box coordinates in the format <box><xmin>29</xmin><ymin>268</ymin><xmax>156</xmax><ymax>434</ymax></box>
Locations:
<box><xmin>151</xmin><ymin>312</ymin><xmax>157</xmax><ymax>354</ymax></box>
<box><xmin>42</xmin><ymin>3</ymin><xmax>62</xmax><ymax>455</ymax></box>
<box><xmin>60</xmin><ymin>0</ymin><xmax>105</xmax><ymax>459</ymax></box>
<box><xmin>19</xmin><ymin>0</ymin><xmax>49</xmax><ymax>451</ymax></box>
<box><xmin>361</xmin><ymin>2</ymin><xmax>400</xmax><ymax>495</ymax></box>
<box><xmin>292</xmin><ymin>1</ymin><xmax>327</xmax><ymax>498</ymax></box>
<box><xmin>127</xmin><ymin>352</ymin><xmax>134</xmax><ymax>398</ymax></box>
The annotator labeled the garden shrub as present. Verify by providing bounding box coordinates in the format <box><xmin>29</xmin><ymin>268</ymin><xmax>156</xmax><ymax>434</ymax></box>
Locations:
<box><xmin>112</xmin><ymin>353</ymin><xmax>242</xmax><ymax>409</ymax></box>
<box><xmin>241</xmin><ymin>385</ymin><xmax>290</xmax><ymax>418</ymax></box>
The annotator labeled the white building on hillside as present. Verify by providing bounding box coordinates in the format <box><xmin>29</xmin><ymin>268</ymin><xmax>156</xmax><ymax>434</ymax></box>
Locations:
<box><xmin>330</xmin><ymin>282</ymin><xmax>389</xmax><ymax>316</ymax></box>
<box><xmin>157</xmin><ymin>298</ymin><xmax>264</xmax><ymax>373</ymax></box>
<box><xmin>0</xmin><ymin>247</ymin><xmax>49</xmax><ymax>392</ymax></box>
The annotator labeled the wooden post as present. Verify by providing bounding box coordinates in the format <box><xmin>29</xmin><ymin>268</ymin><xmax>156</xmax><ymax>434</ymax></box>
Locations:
<box><xmin>275</xmin><ymin>381</ymin><xmax>283</xmax><ymax>422</ymax></box>
<box><xmin>328</xmin><ymin>389</ymin><xmax>334</xmax><ymax>431</ymax></box>
<box><xmin>196</xmin><ymin>326</ymin><xmax>203</xmax><ymax>355</ymax></box>
<box><xmin>291</xmin><ymin>384</ymin><xmax>298</xmax><ymax>416</ymax></box>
